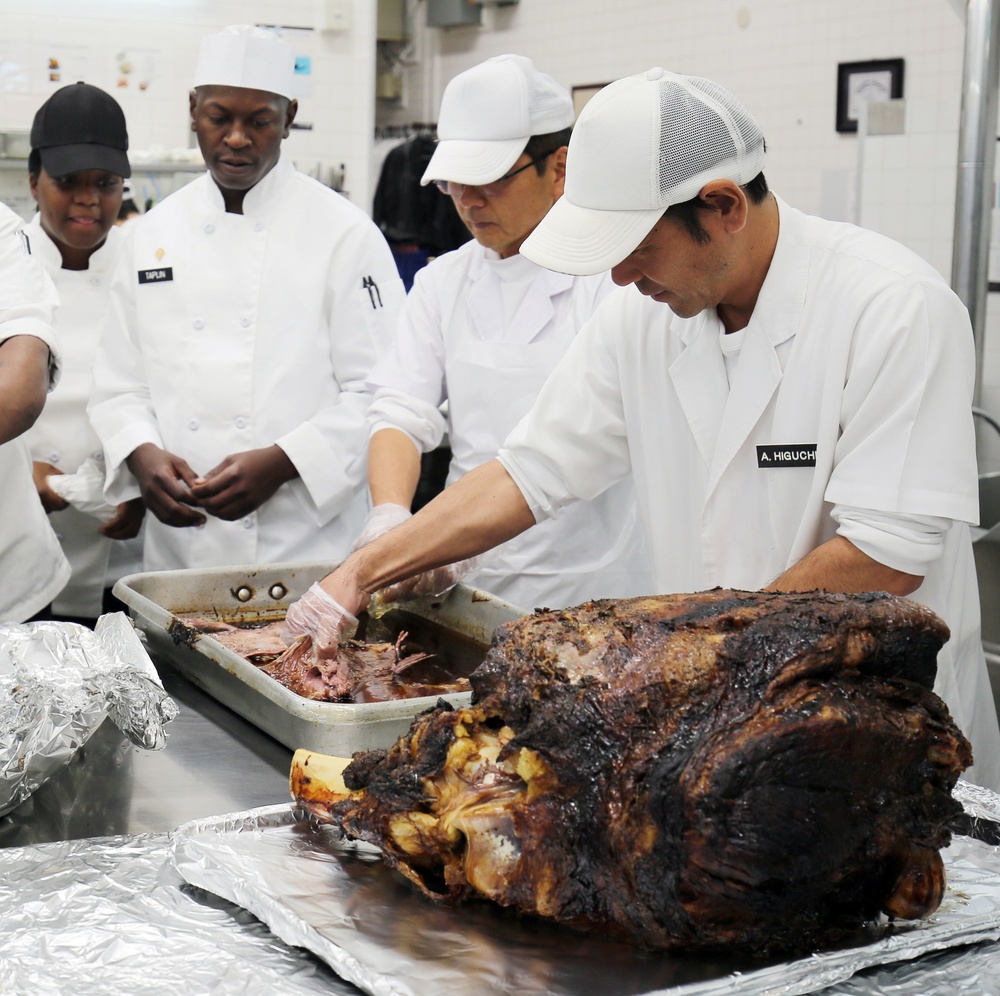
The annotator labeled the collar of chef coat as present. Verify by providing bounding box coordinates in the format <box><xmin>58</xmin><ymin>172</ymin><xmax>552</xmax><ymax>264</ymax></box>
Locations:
<box><xmin>669</xmin><ymin>195</ymin><xmax>808</xmax><ymax>486</ymax></box>
<box><xmin>465</xmin><ymin>242</ymin><xmax>577</xmax><ymax>345</ymax></box>
<box><xmin>202</xmin><ymin>148</ymin><xmax>294</xmax><ymax>215</ymax></box>
<box><xmin>27</xmin><ymin>212</ymin><xmax>123</xmax><ymax>277</ymax></box>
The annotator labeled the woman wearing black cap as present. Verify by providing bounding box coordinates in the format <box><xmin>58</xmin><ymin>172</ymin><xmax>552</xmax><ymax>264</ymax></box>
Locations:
<box><xmin>24</xmin><ymin>82</ymin><xmax>145</xmax><ymax>627</ymax></box>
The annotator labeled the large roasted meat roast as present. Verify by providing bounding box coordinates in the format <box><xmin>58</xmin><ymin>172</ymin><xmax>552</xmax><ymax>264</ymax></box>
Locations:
<box><xmin>291</xmin><ymin>589</ymin><xmax>973</xmax><ymax>955</ymax></box>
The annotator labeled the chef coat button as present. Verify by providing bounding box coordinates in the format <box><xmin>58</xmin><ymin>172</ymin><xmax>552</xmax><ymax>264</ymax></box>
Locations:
<box><xmin>235</xmin><ymin>416</ymin><xmax>248</xmax><ymax>429</ymax></box>
<box><xmin>93</xmin><ymin>450</ymin><xmax>104</xmax><ymax>461</ymax></box>
<box><xmin>204</xmin><ymin>223</ymin><xmax>214</xmax><ymax>234</ymax></box>
<box><xmin>240</xmin><ymin>317</ymin><xmax>252</xmax><ymax>329</ymax></box>
<box><xmin>242</xmin><ymin>515</ymin><xmax>254</xmax><ymax>529</ymax></box>
<box><xmin>252</xmin><ymin>221</ymin><xmax>264</xmax><ymax>232</ymax></box>
<box><xmin>187</xmin><ymin>418</ymin><xmax>199</xmax><ymax>431</ymax></box>
<box><xmin>90</xmin><ymin>276</ymin><xmax>101</xmax><ymax>286</ymax></box>
<box><xmin>49</xmin><ymin>451</ymin><xmax>60</xmax><ymax>463</ymax></box>
<box><xmin>193</xmin><ymin>317</ymin><xmax>204</xmax><ymax>330</ymax></box>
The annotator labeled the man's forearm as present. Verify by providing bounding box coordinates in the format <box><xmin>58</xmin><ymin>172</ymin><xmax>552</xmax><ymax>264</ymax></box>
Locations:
<box><xmin>766</xmin><ymin>535</ymin><xmax>923</xmax><ymax>596</ymax></box>
<box><xmin>325</xmin><ymin>458</ymin><xmax>535</xmax><ymax>606</ymax></box>
<box><xmin>367</xmin><ymin>427</ymin><xmax>423</xmax><ymax>507</ymax></box>
<box><xmin>0</xmin><ymin>335</ymin><xmax>50</xmax><ymax>445</ymax></box>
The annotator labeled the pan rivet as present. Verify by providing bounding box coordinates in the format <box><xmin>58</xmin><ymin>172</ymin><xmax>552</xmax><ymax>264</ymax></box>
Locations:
<box><xmin>235</xmin><ymin>586</ymin><xmax>253</xmax><ymax>602</ymax></box>
<box><xmin>269</xmin><ymin>583</ymin><xmax>287</xmax><ymax>600</ymax></box>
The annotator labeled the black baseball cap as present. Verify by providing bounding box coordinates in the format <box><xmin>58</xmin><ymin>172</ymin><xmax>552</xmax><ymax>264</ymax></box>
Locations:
<box><xmin>30</xmin><ymin>82</ymin><xmax>131</xmax><ymax>178</ymax></box>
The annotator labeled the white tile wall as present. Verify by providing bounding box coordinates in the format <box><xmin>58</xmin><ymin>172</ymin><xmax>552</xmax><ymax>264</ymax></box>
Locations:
<box><xmin>0</xmin><ymin>0</ymin><xmax>378</xmax><ymax>209</ymax></box>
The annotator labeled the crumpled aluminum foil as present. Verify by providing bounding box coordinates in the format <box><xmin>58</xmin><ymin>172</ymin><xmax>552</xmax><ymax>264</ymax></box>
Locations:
<box><xmin>3</xmin><ymin>787</ymin><xmax>1000</xmax><ymax>996</ymax></box>
<box><xmin>0</xmin><ymin>613</ymin><xmax>178</xmax><ymax>817</ymax></box>
<box><xmin>0</xmin><ymin>832</ymin><xmax>356</xmax><ymax>996</ymax></box>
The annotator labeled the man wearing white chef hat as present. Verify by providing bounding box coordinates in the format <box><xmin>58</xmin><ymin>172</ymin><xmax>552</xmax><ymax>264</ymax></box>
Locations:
<box><xmin>341</xmin><ymin>54</ymin><xmax>649</xmax><ymax>611</ymax></box>
<box><xmin>89</xmin><ymin>25</ymin><xmax>404</xmax><ymax>574</ymax></box>
<box><xmin>287</xmin><ymin>68</ymin><xmax>1000</xmax><ymax>791</ymax></box>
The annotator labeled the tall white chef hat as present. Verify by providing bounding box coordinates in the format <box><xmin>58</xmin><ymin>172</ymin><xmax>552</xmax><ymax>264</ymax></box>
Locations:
<box><xmin>421</xmin><ymin>55</ymin><xmax>574</xmax><ymax>187</ymax></box>
<box><xmin>192</xmin><ymin>24</ymin><xmax>296</xmax><ymax>99</ymax></box>
<box><xmin>521</xmin><ymin>68</ymin><xmax>766</xmax><ymax>276</ymax></box>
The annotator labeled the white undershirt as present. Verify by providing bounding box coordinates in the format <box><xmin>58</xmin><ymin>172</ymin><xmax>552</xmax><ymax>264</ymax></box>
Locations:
<box><xmin>719</xmin><ymin>325</ymin><xmax>746</xmax><ymax>385</ymax></box>
<box><xmin>484</xmin><ymin>249</ymin><xmax>536</xmax><ymax>328</ymax></box>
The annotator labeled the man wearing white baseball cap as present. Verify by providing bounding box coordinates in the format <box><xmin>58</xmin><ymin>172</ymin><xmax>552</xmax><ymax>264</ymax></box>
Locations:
<box><xmin>89</xmin><ymin>25</ymin><xmax>404</xmax><ymax>574</ymax></box>
<box><xmin>289</xmin><ymin>69</ymin><xmax>1000</xmax><ymax>790</ymax></box>
<box><xmin>287</xmin><ymin>54</ymin><xmax>648</xmax><ymax>620</ymax></box>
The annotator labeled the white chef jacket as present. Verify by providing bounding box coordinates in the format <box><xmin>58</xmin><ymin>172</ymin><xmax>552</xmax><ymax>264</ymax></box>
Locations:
<box><xmin>367</xmin><ymin>239</ymin><xmax>651</xmax><ymax>610</ymax></box>
<box><xmin>23</xmin><ymin>216</ymin><xmax>143</xmax><ymax>617</ymax></box>
<box><xmin>499</xmin><ymin>197</ymin><xmax>1000</xmax><ymax>790</ymax></box>
<box><xmin>0</xmin><ymin>203</ymin><xmax>71</xmax><ymax>621</ymax></box>
<box><xmin>89</xmin><ymin>153</ymin><xmax>405</xmax><ymax>572</ymax></box>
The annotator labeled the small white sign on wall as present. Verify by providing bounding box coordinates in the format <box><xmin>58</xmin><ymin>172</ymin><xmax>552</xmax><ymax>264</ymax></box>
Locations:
<box><xmin>0</xmin><ymin>39</ymin><xmax>29</xmax><ymax>94</ymax></box>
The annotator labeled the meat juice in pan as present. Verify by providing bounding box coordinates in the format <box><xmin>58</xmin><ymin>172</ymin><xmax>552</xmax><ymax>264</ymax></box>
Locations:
<box><xmin>174</xmin><ymin>607</ymin><xmax>487</xmax><ymax>703</ymax></box>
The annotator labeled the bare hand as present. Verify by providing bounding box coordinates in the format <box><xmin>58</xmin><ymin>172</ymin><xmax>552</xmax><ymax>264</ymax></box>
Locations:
<box><xmin>126</xmin><ymin>442</ymin><xmax>206</xmax><ymax>527</ymax></box>
<box><xmin>32</xmin><ymin>460</ymin><xmax>69</xmax><ymax>513</ymax></box>
<box><xmin>99</xmin><ymin>497</ymin><xmax>146</xmax><ymax>540</ymax></box>
<box><xmin>188</xmin><ymin>445</ymin><xmax>298</xmax><ymax>521</ymax></box>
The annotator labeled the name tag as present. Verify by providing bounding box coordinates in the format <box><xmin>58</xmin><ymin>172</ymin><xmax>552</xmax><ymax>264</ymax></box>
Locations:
<box><xmin>756</xmin><ymin>444</ymin><xmax>817</xmax><ymax>468</ymax></box>
<box><xmin>138</xmin><ymin>267</ymin><xmax>173</xmax><ymax>284</ymax></box>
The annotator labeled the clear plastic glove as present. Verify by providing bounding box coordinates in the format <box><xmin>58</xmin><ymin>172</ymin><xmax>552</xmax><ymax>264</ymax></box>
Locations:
<box><xmin>374</xmin><ymin>554</ymin><xmax>483</xmax><ymax>608</ymax></box>
<box><xmin>281</xmin><ymin>582</ymin><xmax>359</xmax><ymax>656</ymax></box>
<box><xmin>352</xmin><ymin>502</ymin><xmax>412</xmax><ymax>552</ymax></box>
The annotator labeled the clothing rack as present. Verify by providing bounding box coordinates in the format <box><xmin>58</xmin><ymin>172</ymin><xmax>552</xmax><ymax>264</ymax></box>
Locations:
<box><xmin>374</xmin><ymin>122</ymin><xmax>436</xmax><ymax>141</ymax></box>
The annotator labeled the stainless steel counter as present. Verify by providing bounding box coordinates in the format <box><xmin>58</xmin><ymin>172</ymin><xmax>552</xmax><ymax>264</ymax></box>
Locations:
<box><xmin>5</xmin><ymin>657</ymin><xmax>1000</xmax><ymax>995</ymax></box>
<box><xmin>0</xmin><ymin>655</ymin><xmax>293</xmax><ymax>849</ymax></box>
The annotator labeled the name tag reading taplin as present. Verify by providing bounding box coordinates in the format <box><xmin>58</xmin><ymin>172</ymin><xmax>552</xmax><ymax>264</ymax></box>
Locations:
<box><xmin>756</xmin><ymin>444</ymin><xmax>817</xmax><ymax>468</ymax></box>
<box><xmin>138</xmin><ymin>267</ymin><xmax>173</xmax><ymax>284</ymax></box>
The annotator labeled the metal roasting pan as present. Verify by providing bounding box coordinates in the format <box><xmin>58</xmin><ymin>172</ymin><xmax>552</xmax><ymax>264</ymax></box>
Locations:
<box><xmin>113</xmin><ymin>562</ymin><xmax>525</xmax><ymax>755</ymax></box>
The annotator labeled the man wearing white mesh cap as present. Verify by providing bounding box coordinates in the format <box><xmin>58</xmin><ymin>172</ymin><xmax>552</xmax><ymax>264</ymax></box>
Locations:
<box><xmin>290</xmin><ymin>69</ymin><xmax>1000</xmax><ymax>790</ymax></box>
<box><xmin>88</xmin><ymin>25</ymin><xmax>404</xmax><ymax>573</ymax></box>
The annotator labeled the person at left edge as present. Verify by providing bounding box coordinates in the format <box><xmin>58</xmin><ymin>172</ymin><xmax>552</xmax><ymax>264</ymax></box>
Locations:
<box><xmin>88</xmin><ymin>25</ymin><xmax>405</xmax><ymax>572</ymax></box>
<box><xmin>0</xmin><ymin>201</ymin><xmax>70</xmax><ymax>621</ymax></box>
<box><xmin>25</xmin><ymin>82</ymin><xmax>145</xmax><ymax>627</ymax></box>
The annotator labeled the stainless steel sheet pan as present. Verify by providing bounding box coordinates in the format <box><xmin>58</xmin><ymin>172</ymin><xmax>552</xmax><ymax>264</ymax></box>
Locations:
<box><xmin>113</xmin><ymin>562</ymin><xmax>524</xmax><ymax>755</ymax></box>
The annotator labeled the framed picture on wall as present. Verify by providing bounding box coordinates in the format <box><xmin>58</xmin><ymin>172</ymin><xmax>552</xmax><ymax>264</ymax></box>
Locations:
<box><xmin>836</xmin><ymin>58</ymin><xmax>904</xmax><ymax>133</ymax></box>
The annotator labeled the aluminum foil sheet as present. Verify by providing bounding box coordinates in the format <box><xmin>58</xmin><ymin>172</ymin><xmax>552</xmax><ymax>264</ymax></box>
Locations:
<box><xmin>0</xmin><ymin>613</ymin><xmax>178</xmax><ymax>817</ymax></box>
<box><xmin>0</xmin><ymin>831</ymin><xmax>357</xmax><ymax>995</ymax></box>
<box><xmin>171</xmin><ymin>791</ymin><xmax>1000</xmax><ymax>996</ymax></box>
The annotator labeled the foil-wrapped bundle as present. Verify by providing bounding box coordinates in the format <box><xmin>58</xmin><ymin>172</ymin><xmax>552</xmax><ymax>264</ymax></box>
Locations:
<box><xmin>0</xmin><ymin>612</ymin><xmax>178</xmax><ymax>816</ymax></box>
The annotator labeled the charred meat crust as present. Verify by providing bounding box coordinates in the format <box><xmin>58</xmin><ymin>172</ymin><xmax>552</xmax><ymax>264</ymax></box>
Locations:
<box><xmin>311</xmin><ymin>589</ymin><xmax>970</xmax><ymax>955</ymax></box>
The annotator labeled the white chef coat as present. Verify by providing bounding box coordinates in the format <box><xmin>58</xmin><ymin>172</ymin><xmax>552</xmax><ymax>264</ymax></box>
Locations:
<box><xmin>88</xmin><ymin>153</ymin><xmax>405</xmax><ymax>572</ymax></box>
<box><xmin>368</xmin><ymin>239</ymin><xmax>651</xmax><ymax>610</ymax></box>
<box><xmin>23</xmin><ymin>216</ymin><xmax>143</xmax><ymax>617</ymax></box>
<box><xmin>499</xmin><ymin>197</ymin><xmax>1000</xmax><ymax>790</ymax></box>
<box><xmin>0</xmin><ymin>202</ymin><xmax>71</xmax><ymax>621</ymax></box>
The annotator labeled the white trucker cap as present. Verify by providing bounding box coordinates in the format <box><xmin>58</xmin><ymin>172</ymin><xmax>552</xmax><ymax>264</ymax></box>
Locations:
<box><xmin>421</xmin><ymin>54</ymin><xmax>575</xmax><ymax>186</ymax></box>
<box><xmin>192</xmin><ymin>24</ymin><xmax>297</xmax><ymax>99</ymax></box>
<box><xmin>521</xmin><ymin>68</ymin><xmax>766</xmax><ymax>275</ymax></box>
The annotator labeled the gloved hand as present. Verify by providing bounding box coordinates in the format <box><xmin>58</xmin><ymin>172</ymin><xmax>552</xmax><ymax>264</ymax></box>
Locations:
<box><xmin>374</xmin><ymin>554</ymin><xmax>483</xmax><ymax>607</ymax></box>
<box><xmin>352</xmin><ymin>502</ymin><xmax>412</xmax><ymax>552</ymax></box>
<box><xmin>282</xmin><ymin>582</ymin><xmax>359</xmax><ymax>656</ymax></box>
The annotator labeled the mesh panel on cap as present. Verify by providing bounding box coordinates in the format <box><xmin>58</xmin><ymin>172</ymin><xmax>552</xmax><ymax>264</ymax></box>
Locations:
<box><xmin>657</xmin><ymin>75</ymin><xmax>764</xmax><ymax>199</ymax></box>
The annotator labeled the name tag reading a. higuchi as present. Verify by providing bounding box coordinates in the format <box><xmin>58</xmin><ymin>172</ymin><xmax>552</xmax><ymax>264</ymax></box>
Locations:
<box><xmin>756</xmin><ymin>444</ymin><xmax>817</xmax><ymax>468</ymax></box>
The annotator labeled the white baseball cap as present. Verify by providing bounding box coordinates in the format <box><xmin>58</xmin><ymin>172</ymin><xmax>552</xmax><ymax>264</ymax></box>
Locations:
<box><xmin>193</xmin><ymin>25</ymin><xmax>297</xmax><ymax>100</ymax></box>
<box><xmin>521</xmin><ymin>68</ymin><xmax>766</xmax><ymax>275</ymax></box>
<box><xmin>420</xmin><ymin>54</ymin><xmax>574</xmax><ymax>187</ymax></box>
